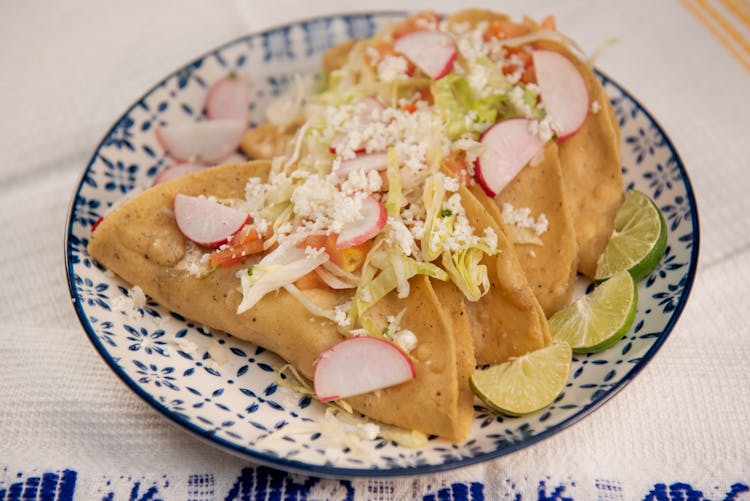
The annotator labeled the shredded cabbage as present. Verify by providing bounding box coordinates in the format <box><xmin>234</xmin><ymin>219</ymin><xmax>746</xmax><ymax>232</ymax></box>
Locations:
<box><xmin>441</xmin><ymin>248</ymin><xmax>489</xmax><ymax>301</ymax></box>
<box><xmin>282</xmin><ymin>283</ymin><xmax>338</xmax><ymax>321</ymax></box>
<box><xmin>237</xmin><ymin>237</ymin><xmax>329</xmax><ymax>313</ymax></box>
<box><xmin>352</xmin><ymin>248</ymin><xmax>448</xmax><ymax>318</ymax></box>
<box><xmin>384</xmin><ymin>148</ymin><xmax>403</xmax><ymax>218</ymax></box>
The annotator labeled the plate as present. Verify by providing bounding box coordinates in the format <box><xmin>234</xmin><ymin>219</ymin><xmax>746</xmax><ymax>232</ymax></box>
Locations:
<box><xmin>65</xmin><ymin>12</ymin><xmax>699</xmax><ymax>477</ymax></box>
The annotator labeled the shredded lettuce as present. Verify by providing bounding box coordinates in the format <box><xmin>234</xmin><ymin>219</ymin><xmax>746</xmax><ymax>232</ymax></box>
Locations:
<box><xmin>420</xmin><ymin>174</ymin><xmax>451</xmax><ymax>261</ymax></box>
<box><xmin>441</xmin><ymin>248</ymin><xmax>489</xmax><ymax>301</ymax></box>
<box><xmin>351</xmin><ymin>248</ymin><xmax>448</xmax><ymax>320</ymax></box>
<box><xmin>282</xmin><ymin>283</ymin><xmax>338</xmax><ymax>321</ymax></box>
<box><xmin>432</xmin><ymin>64</ymin><xmax>545</xmax><ymax>139</ymax></box>
<box><xmin>237</xmin><ymin>238</ymin><xmax>329</xmax><ymax>313</ymax></box>
<box><xmin>384</xmin><ymin>148</ymin><xmax>403</xmax><ymax>218</ymax></box>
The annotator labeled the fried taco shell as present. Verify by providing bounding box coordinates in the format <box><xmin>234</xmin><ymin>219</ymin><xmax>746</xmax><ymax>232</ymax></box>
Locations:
<box><xmin>87</xmin><ymin>161</ymin><xmax>476</xmax><ymax>440</ymax></box>
<box><xmin>481</xmin><ymin>142</ymin><xmax>579</xmax><ymax>317</ymax></box>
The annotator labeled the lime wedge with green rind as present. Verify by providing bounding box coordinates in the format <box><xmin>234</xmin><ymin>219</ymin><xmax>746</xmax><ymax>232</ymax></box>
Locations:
<box><xmin>470</xmin><ymin>341</ymin><xmax>572</xmax><ymax>416</ymax></box>
<box><xmin>595</xmin><ymin>190</ymin><xmax>667</xmax><ymax>283</ymax></box>
<box><xmin>551</xmin><ymin>270</ymin><xmax>637</xmax><ymax>353</ymax></box>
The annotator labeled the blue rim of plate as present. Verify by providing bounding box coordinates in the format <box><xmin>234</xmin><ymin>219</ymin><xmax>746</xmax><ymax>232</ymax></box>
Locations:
<box><xmin>64</xmin><ymin>11</ymin><xmax>700</xmax><ymax>478</ymax></box>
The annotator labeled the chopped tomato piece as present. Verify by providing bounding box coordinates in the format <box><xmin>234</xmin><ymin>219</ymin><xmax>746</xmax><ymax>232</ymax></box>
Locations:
<box><xmin>209</xmin><ymin>225</ymin><xmax>264</xmax><ymax>268</ymax></box>
<box><xmin>391</xmin><ymin>11</ymin><xmax>440</xmax><ymax>40</ymax></box>
<box><xmin>400</xmin><ymin>86</ymin><xmax>433</xmax><ymax>113</ymax></box>
<box><xmin>365</xmin><ymin>40</ymin><xmax>416</xmax><ymax>75</ymax></box>
<box><xmin>330</xmin><ymin>237</ymin><xmax>372</xmax><ymax>273</ymax></box>
<box><xmin>441</xmin><ymin>150</ymin><xmax>472</xmax><ymax>186</ymax></box>
<box><xmin>483</xmin><ymin>19</ymin><xmax>531</xmax><ymax>41</ymax></box>
<box><xmin>294</xmin><ymin>270</ymin><xmax>328</xmax><ymax>290</ymax></box>
<box><xmin>502</xmin><ymin>47</ymin><xmax>536</xmax><ymax>84</ymax></box>
<box><xmin>298</xmin><ymin>233</ymin><xmax>371</xmax><ymax>273</ymax></box>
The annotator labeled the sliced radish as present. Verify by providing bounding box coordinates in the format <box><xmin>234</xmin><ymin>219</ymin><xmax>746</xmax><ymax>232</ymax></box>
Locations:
<box><xmin>173</xmin><ymin>193</ymin><xmax>249</xmax><ymax>248</ymax></box>
<box><xmin>393</xmin><ymin>30</ymin><xmax>456</xmax><ymax>80</ymax></box>
<box><xmin>333</xmin><ymin>152</ymin><xmax>388</xmax><ymax>179</ymax></box>
<box><xmin>336</xmin><ymin>196</ymin><xmax>387</xmax><ymax>249</ymax></box>
<box><xmin>533</xmin><ymin>49</ymin><xmax>589</xmax><ymax>140</ymax></box>
<box><xmin>205</xmin><ymin>74</ymin><xmax>251</xmax><ymax>124</ymax></box>
<box><xmin>152</xmin><ymin>162</ymin><xmax>205</xmax><ymax>186</ymax></box>
<box><xmin>156</xmin><ymin>119</ymin><xmax>246</xmax><ymax>163</ymax></box>
<box><xmin>314</xmin><ymin>336</ymin><xmax>416</xmax><ymax>402</ymax></box>
<box><xmin>474</xmin><ymin>118</ymin><xmax>546</xmax><ymax>197</ymax></box>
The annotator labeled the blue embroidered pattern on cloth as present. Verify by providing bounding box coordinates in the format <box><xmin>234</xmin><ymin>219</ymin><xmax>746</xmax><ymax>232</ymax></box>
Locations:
<box><xmin>64</xmin><ymin>12</ymin><xmax>699</xmax><ymax>477</ymax></box>
<box><xmin>1</xmin><ymin>468</ymin><xmax>748</xmax><ymax>500</ymax></box>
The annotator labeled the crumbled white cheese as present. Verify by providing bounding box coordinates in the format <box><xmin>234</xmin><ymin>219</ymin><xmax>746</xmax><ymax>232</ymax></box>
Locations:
<box><xmin>386</xmin><ymin>218</ymin><xmax>418</xmax><ymax>257</ymax></box>
<box><xmin>502</xmin><ymin>203</ymin><xmax>549</xmax><ymax>236</ymax></box>
<box><xmin>377</xmin><ymin>55</ymin><xmax>409</xmax><ymax>82</ymax></box>
<box><xmin>130</xmin><ymin>285</ymin><xmax>146</xmax><ymax>307</ymax></box>
<box><xmin>356</xmin><ymin>422</ymin><xmax>381</xmax><ymax>440</ymax></box>
<box><xmin>110</xmin><ymin>285</ymin><xmax>146</xmax><ymax>320</ymax></box>
<box><xmin>441</xmin><ymin>173</ymin><xmax>460</xmax><ymax>193</ymax></box>
<box><xmin>452</xmin><ymin>138</ymin><xmax>485</xmax><ymax>165</ymax></box>
<box><xmin>591</xmin><ymin>100</ymin><xmax>601</xmax><ymax>114</ymax></box>
<box><xmin>340</xmin><ymin>168</ymin><xmax>383</xmax><ymax>195</ymax></box>
<box><xmin>509</xmin><ymin>85</ymin><xmax>534</xmax><ymax>118</ymax></box>
<box><xmin>207</xmin><ymin>340</ymin><xmax>228</xmax><ymax>365</ymax></box>
<box><xmin>528</xmin><ymin>116</ymin><xmax>555</xmax><ymax>143</ymax></box>
<box><xmin>392</xmin><ymin>329</ymin><xmax>417</xmax><ymax>352</ymax></box>
<box><xmin>333</xmin><ymin>301</ymin><xmax>352</xmax><ymax>328</ymax></box>
<box><xmin>174</xmin><ymin>335</ymin><xmax>198</xmax><ymax>355</ymax></box>
<box><xmin>176</xmin><ymin>246</ymin><xmax>210</xmax><ymax>278</ymax></box>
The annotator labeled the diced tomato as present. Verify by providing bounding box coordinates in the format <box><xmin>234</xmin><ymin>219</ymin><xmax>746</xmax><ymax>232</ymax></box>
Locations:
<box><xmin>209</xmin><ymin>225</ymin><xmax>264</xmax><ymax>268</ymax></box>
<box><xmin>441</xmin><ymin>150</ymin><xmax>472</xmax><ymax>186</ymax></box>
<box><xmin>391</xmin><ymin>11</ymin><xmax>440</xmax><ymax>40</ymax></box>
<box><xmin>298</xmin><ymin>233</ymin><xmax>371</xmax><ymax>273</ymax></box>
<box><xmin>483</xmin><ymin>19</ymin><xmax>531</xmax><ymax>41</ymax></box>
<box><xmin>330</xmin><ymin>236</ymin><xmax>372</xmax><ymax>272</ymax></box>
<box><xmin>294</xmin><ymin>270</ymin><xmax>328</xmax><ymax>290</ymax></box>
<box><xmin>365</xmin><ymin>40</ymin><xmax>416</xmax><ymax>75</ymax></box>
<box><xmin>501</xmin><ymin>47</ymin><xmax>536</xmax><ymax>84</ymax></box>
<box><xmin>400</xmin><ymin>86</ymin><xmax>433</xmax><ymax>113</ymax></box>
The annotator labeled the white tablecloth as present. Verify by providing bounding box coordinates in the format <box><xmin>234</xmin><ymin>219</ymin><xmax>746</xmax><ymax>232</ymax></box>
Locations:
<box><xmin>1</xmin><ymin>0</ymin><xmax>749</xmax><ymax>499</ymax></box>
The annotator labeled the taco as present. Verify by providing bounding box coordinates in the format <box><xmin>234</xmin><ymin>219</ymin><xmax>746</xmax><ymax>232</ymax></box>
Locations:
<box><xmin>88</xmin><ymin>161</ymin><xmax>482</xmax><ymax>440</ymax></box>
<box><xmin>88</xmin><ymin>8</ymin><xmax>625</xmax><ymax>441</ymax></box>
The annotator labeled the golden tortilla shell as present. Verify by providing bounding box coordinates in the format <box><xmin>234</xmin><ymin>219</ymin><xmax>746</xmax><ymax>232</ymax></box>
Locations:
<box><xmin>486</xmin><ymin>142</ymin><xmax>579</xmax><ymax>316</ymax></box>
<box><xmin>457</xmin><ymin>183</ymin><xmax>552</xmax><ymax>364</ymax></box>
<box><xmin>87</xmin><ymin>160</ymin><xmax>475</xmax><ymax>441</ymax></box>
<box><xmin>534</xmin><ymin>40</ymin><xmax>624</xmax><ymax>278</ymax></box>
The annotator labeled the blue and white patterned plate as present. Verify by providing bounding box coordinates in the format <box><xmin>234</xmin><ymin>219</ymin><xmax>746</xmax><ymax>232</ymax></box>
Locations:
<box><xmin>65</xmin><ymin>12</ymin><xmax>699</xmax><ymax>477</ymax></box>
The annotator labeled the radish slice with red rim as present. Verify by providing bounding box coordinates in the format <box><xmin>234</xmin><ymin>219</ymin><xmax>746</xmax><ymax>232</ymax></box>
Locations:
<box><xmin>393</xmin><ymin>30</ymin><xmax>456</xmax><ymax>80</ymax></box>
<box><xmin>333</xmin><ymin>152</ymin><xmax>388</xmax><ymax>179</ymax></box>
<box><xmin>336</xmin><ymin>196</ymin><xmax>387</xmax><ymax>249</ymax></box>
<box><xmin>173</xmin><ymin>193</ymin><xmax>249</xmax><ymax>248</ymax></box>
<box><xmin>533</xmin><ymin>49</ymin><xmax>589</xmax><ymax>140</ymax></box>
<box><xmin>474</xmin><ymin>118</ymin><xmax>546</xmax><ymax>197</ymax></box>
<box><xmin>205</xmin><ymin>74</ymin><xmax>251</xmax><ymax>124</ymax></box>
<box><xmin>156</xmin><ymin>119</ymin><xmax>246</xmax><ymax>163</ymax></box>
<box><xmin>314</xmin><ymin>336</ymin><xmax>416</xmax><ymax>402</ymax></box>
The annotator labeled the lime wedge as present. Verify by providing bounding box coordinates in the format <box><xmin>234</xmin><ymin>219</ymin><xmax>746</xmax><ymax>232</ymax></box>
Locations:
<box><xmin>551</xmin><ymin>270</ymin><xmax>637</xmax><ymax>353</ymax></box>
<box><xmin>595</xmin><ymin>190</ymin><xmax>667</xmax><ymax>282</ymax></box>
<box><xmin>470</xmin><ymin>341</ymin><xmax>572</xmax><ymax>416</ymax></box>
